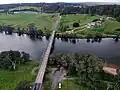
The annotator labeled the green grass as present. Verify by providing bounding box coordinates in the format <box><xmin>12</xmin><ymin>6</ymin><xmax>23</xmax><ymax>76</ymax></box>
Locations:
<box><xmin>60</xmin><ymin>14</ymin><xmax>120</xmax><ymax>37</ymax></box>
<box><xmin>0</xmin><ymin>13</ymin><xmax>56</xmax><ymax>32</ymax></box>
<box><xmin>44</xmin><ymin>79</ymin><xmax>87</xmax><ymax>90</ymax></box>
<box><xmin>44</xmin><ymin>79</ymin><xmax>52</xmax><ymax>90</ymax></box>
<box><xmin>104</xmin><ymin>20</ymin><xmax>120</xmax><ymax>34</ymax></box>
<box><xmin>61</xmin><ymin>14</ymin><xmax>103</xmax><ymax>26</ymax></box>
<box><xmin>56</xmin><ymin>80</ymin><xmax>87</xmax><ymax>90</ymax></box>
<box><xmin>0</xmin><ymin>61</ymin><xmax>38</xmax><ymax>90</ymax></box>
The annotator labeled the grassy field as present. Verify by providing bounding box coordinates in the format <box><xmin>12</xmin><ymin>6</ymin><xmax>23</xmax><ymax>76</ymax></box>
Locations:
<box><xmin>56</xmin><ymin>80</ymin><xmax>87</xmax><ymax>90</ymax></box>
<box><xmin>0</xmin><ymin>13</ymin><xmax>56</xmax><ymax>32</ymax></box>
<box><xmin>0</xmin><ymin>61</ymin><xmax>38</xmax><ymax>90</ymax></box>
<box><xmin>59</xmin><ymin>14</ymin><xmax>120</xmax><ymax>37</ymax></box>
<box><xmin>104</xmin><ymin>20</ymin><xmax>120</xmax><ymax>34</ymax></box>
<box><xmin>60</xmin><ymin>14</ymin><xmax>103</xmax><ymax>26</ymax></box>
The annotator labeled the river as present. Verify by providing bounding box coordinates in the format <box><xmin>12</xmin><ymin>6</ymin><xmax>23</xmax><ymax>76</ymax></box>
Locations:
<box><xmin>0</xmin><ymin>32</ymin><xmax>120</xmax><ymax>65</ymax></box>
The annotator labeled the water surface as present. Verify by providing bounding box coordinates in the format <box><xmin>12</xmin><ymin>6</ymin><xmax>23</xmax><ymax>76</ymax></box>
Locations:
<box><xmin>0</xmin><ymin>33</ymin><xmax>120</xmax><ymax>65</ymax></box>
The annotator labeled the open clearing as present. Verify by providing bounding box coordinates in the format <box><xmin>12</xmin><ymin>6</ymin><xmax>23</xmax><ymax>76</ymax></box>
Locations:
<box><xmin>0</xmin><ymin>13</ymin><xmax>56</xmax><ymax>32</ymax></box>
<box><xmin>60</xmin><ymin>14</ymin><xmax>103</xmax><ymax>26</ymax></box>
<box><xmin>60</xmin><ymin>14</ymin><xmax>120</xmax><ymax>36</ymax></box>
<box><xmin>0</xmin><ymin>61</ymin><xmax>38</xmax><ymax>90</ymax></box>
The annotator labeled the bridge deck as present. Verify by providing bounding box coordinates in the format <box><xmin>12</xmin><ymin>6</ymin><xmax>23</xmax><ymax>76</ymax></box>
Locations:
<box><xmin>32</xmin><ymin>14</ymin><xmax>60</xmax><ymax>90</ymax></box>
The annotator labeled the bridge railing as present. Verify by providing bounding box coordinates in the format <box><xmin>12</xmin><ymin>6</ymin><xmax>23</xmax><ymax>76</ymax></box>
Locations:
<box><xmin>32</xmin><ymin>14</ymin><xmax>60</xmax><ymax>90</ymax></box>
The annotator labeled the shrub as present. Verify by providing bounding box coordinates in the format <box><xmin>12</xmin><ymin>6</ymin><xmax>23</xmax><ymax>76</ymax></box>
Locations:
<box><xmin>73</xmin><ymin>22</ymin><xmax>79</xmax><ymax>27</ymax></box>
<box><xmin>15</xmin><ymin>81</ymin><xmax>32</xmax><ymax>90</ymax></box>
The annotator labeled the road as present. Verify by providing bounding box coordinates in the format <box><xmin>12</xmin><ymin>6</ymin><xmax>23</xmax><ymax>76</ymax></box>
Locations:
<box><xmin>32</xmin><ymin>14</ymin><xmax>60</xmax><ymax>90</ymax></box>
<box><xmin>52</xmin><ymin>67</ymin><xmax>65</xmax><ymax>90</ymax></box>
<box><xmin>52</xmin><ymin>70</ymin><xmax>61</xmax><ymax>90</ymax></box>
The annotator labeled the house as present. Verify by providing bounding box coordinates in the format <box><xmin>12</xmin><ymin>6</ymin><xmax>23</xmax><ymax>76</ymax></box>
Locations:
<box><xmin>87</xmin><ymin>19</ymin><xmax>102</xmax><ymax>28</ymax></box>
<box><xmin>88</xmin><ymin>22</ymin><xmax>96</xmax><ymax>26</ymax></box>
<box><xmin>103</xmin><ymin>67</ymin><xmax>117</xmax><ymax>76</ymax></box>
<box><xmin>100</xmin><ymin>18</ymin><xmax>104</xmax><ymax>21</ymax></box>
<box><xmin>107</xmin><ymin>17</ymin><xmax>115</xmax><ymax>21</ymax></box>
<box><xmin>103</xmin><ymin>63</ymin><xmax>119</xmax><ymax>76</ymax></box>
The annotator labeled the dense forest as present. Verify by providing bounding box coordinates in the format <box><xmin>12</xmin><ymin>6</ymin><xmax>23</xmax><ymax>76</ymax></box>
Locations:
<box><xmin>61</xmin><ymin>5</ymin><xmax>120</xmax><ymax>20</ymax></box>
<box><xmin>49</xmin><ymin>53</ymin><xmax>120</xmax><ymax>90</ymax></box>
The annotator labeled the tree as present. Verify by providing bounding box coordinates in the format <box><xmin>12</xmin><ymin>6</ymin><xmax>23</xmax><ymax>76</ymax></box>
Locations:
<box><xmin>21</xmin><ymin>52</ymin><xmax>30</xmax><ymax>63</ymax></box>
<box><xmin>0</xmin><ymin>50</ymin><xmax>30</xmax><ymax>70</ymax></box>
<box><xmin>4</xmin><ymin>25</ymin><xmax>14</xmax><ymax>34</ymax></box>
<box><xmin>49</xmin><ymin>53</ymin><xmax>104</xmax><ymax>90</ymax></box>
<box><xmin>73</xmin><ymin>22</ymin><xmax>79</xmax><ymax>27</ymax></box>
<box><xmin>116</xmin><ymin>17</ymin><xmax>120</xmax><ymax>22</ymax></box>
<box><xmin>28</xmin><ymin>23</ymin><xmax>38</xmax><ymax>35</ymax></box>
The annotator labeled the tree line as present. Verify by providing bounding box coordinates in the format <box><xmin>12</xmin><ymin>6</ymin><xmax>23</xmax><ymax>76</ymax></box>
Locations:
<box><xmin>61</xmin><ymin>5</ymin><xmax>120</xmax><ymax>21</ymax></box>
<box><xmin>9</xmin><ymin>8</ymin><xmax>40</xmax><ymax>14</ymax></box>
<box><xmin>0</xmin><ymin>23</ymin><xmax>45</xmax><ymax>36</ymax></box>
<box><xmin>1</xmin><ymin>3</ymin><xmax>120</xmax><ymax>20</ymax></box>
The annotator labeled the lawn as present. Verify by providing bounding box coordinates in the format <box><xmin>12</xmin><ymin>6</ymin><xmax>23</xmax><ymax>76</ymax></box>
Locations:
<box><xmin>56</xmin><ymin>80</ymin><xmax>87</xmax><ymax>90</ymax></box>
<box><xmin>0</xmin><ymin>13</ymin><xmax>56</xmax><ymax>32</ymax></box>
<box><xmin>60</xmin><ymin>14</ymin><xmax>103</xmax><ymax>26</ymax></box>
<box><xmin>44</xmin><ymin>79</ymin><xmax>87</xmax><ymax>90</ymax></box>
<box><xmin>104</xmin><ymin>20</ymin><xmax>120</xmax><ymax>34</ymax></box>
<box><xmin>59</xmin><ymin>14</ymin><xmax>120</xmax><ymax>37</ymax></box>
<box><xmin>0</xmin><ymin>61</ymin><xmax>38</xmax><ymax>90</ymax></box>
<box><xmin>77</xmin><ymin>20</ymin><xmax>120</xmax><ymax>36</ymax></box>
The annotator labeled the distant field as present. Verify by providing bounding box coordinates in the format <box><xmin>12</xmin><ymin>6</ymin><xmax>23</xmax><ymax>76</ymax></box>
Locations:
<box><xmin>60</xmin><ymin>14</ymin><xmax>103</xmax><ymax>26</ymax></box>
<box><xmin>9</xmin><ymin>6</ymin><xmax>41</xmax><ymax>12</ymax></box>
<box><xmin>60</xmin><ymin>14</ymin><xmax>120</xmax><ymax>37</ymax></box>
<box><xmin>0</xmin><ymin>13</ymin><xmax>56</xmax><ymax>32</ymax></box>
<box><xmin>0</xmin><ymin>61</ymin><xmax>38</xmax><ymax>90</ymax></box>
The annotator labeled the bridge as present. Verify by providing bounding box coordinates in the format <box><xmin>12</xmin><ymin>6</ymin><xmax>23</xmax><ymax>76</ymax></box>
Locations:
<box><xmin>32</xmin><ymin>14</ymin><xmax>60</xmax><ymax>90</ymax></box>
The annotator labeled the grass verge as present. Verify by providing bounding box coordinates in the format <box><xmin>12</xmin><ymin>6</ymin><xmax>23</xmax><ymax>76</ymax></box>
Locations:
<box><xmin>0</xmin><ymin>61</ymin><xmax>39</xmax><ymax>90</ymax></box>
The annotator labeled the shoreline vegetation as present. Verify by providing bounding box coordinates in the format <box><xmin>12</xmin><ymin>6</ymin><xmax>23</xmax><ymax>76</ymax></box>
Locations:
<box><xmin>0</xmin><ymin>50</ymin><xmax>119</xmax><ymax>90</ymax></box>
<box><xmin>0</xmin><ymin>4</ymin><xmax>120</xmax><ymax>90</ymax></box>
<box><xmin>57</xmin><ymin>14</ymin><xmax>120</xmax><ymax>39</ymax></box>
<box><xmin>0</xmin><ymin>50</ymin><xmax>39</xmax><ymax>90</ymax></box>
<box><xmin>0</xmin><ymin>13</ymin><xmax>56</xmax><ymax>37</ymax></box>
<box><xmin>48</xmin><ymin>53</ymin><xmax>120</xmax><ymax>90</ymax></box>
<box><xmin>0</xmin><ymin>13</ymin><xmax>119</xmax><ymax>39</ymax></box>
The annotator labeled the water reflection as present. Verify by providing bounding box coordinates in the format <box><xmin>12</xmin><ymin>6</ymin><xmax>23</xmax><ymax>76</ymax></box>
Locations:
<box><xmin>0</xmin><ymin>32</ymin><xmax>48</xmax><ymax>60</ymax></box>
<box><xmin>54</xmin><ymin>38</ymin><xmax>120</xmax><ymax>65</ymax></box>
<box><xmin>0</xmin><ymin>32</ymin><xmax>120</xmax><ymax>65</ymax></box>
<box><xmin>60</xmin><ymin>37</ymin><xmax>104</xmax><ymax>44</ymax></box>
<box><xmin>114</xmin><ymin>38</ymin><xmax>119</xmax><ymax>43</ymax></box>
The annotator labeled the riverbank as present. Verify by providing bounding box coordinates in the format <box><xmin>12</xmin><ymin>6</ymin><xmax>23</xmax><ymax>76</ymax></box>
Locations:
<box><xmin>0</xmin><ymin>32</ymin><xmax>119</xmax><ymax>65</ymax></box>
<box><xmin>0</xmin><ymin>13</ymin><xmax>55</xmax><ymax>32</ymax></box>
<box><xmin>58</xmin><ymin>14</ymin><xmax>120</xmax><ymax>39</ymax></box>
<box><xmin>56</xmin><ymin>33</ymin><xmax>120</xmax><ymax>39</ymax></box>
<box><xmin>0</xmin><ymin>60</ymin><xmax>39</xmax><ymax>90</ymax></box>
<box><xmin>1</xmin><ymin>31</ymin><xmax>119</xmax><ymax>42</ymax></box>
